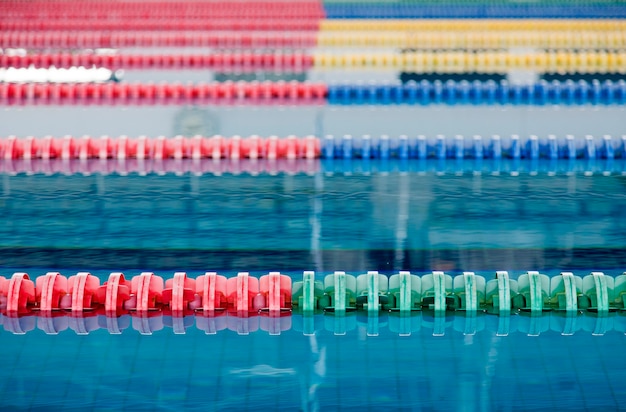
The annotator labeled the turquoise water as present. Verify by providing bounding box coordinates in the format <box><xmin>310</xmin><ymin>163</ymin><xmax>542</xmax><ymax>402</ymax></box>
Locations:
<box><xmin>1</xmin><ymin>168</ymin><xmax>626</xmax><ymax>410</ymax></box>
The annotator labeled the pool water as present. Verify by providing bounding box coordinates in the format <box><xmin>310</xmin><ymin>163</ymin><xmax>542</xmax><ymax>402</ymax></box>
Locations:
<box><xmin>1</xmin><ymin>169</ymin><xmax>626</xmax><ymax>410</ymax></box>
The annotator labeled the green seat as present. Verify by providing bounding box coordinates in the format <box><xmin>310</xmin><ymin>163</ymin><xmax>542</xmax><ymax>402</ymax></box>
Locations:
<box><xmin>389</xmin><ymin>271</ymin><xmax>421</xmax><ymax>311</ymax></box>
<box><xmin>549</xmin><ymin>272</ymin><xmax>583</xmax><ymax>311</ymax></box>
<box><xmin>292</xmin><ymin>271</ymin><xmax>324</xmax><ymax>313</ymax></box>
<box><xmin>356</xmin><ymin>271</ymin><xmax>389</xmax><ymax>311</ymax></box>
<box><xmin>513</xmin><ymin>271</ymin><xmax>550</xmax><ymax>312</ymax></box>
<box><xmin>322</xmin><ymin>271</ymin><xmax>357</xmax><ymax>311</ymax></box>
<box><xmin>485</xmin><ymin>271</ymin><xmax>518</xmax><ymax>313</ymax></box>
<box><xmin>452</xmin><ymin>272</ymin><xmax>486</xmax><ymax>312</ymax></box>
<box><xmin>421</xmin><ymin>271</ymin><xmax>453</xmax><ymax>312</ymax></box>
<box><xmin>581</xmin><ymin>272</ymin><xmax>614</xmax><ymax>313</ymax></box>
<box><xmin>614</xmin><ymin>272</ymin><xmax>626</xmax><ymax>310</ymax></box>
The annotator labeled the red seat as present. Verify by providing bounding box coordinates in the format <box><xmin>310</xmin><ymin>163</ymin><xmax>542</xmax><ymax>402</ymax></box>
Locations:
<box><xmin>162</xmin><ymin>272</ymin><xmax>196</xmax><ymax>312</ymax></box>
<box><xmin>67</xmin><ymin>272</ymin><xmax>100</xmax><ymax>311</ymax></box>
<box><xmin>131</xmin><ymin>272</ymin><xmax>164</xmax><ymax>311</ymax></box>
<box><xmin>95</xmin><ymin>272</ymin><xmax>132</xmax><ymax>313</ymax></box>
<box><xmin>5</xmin><ymin>273</ymin><xmax>36</xmax><ymax>314</ymax></box>
<box><xmin>35</xmin><ymin>272</ymin><xmax>68</xmax><ymax>311</ymax></box>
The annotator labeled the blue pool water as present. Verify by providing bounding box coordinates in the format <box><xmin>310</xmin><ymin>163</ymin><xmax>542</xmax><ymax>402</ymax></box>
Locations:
<box><xmin>1</xmin><ymin>168</ymin><xmax>626</xmax><ymax>410</ymax></box>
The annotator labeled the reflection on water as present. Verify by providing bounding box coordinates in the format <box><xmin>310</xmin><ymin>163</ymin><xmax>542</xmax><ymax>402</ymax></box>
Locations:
<box><xmin>0</xmin><ymin>168</ymin><xmax>625</xmax><ymax>410</ymax></box>
<box><xmin>1</xmin><ymin>169</ymin><xmax>625</xmax><ymax>271</ymax></box>
<box><xmin>1</xmin><ymin>312</ymin><xmax>625</xmax><ymax>411</ymax></box>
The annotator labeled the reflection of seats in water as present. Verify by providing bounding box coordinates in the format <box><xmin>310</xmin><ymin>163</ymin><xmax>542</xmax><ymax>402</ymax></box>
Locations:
<box><xmin>195</xmin><ymin>312</ymin><xmax>229</xmax><ymax>335</ymax></box>
<box><xmin>356</xmin><ymin>311</ymin><xmax>389</xmax><ymax>336</ymax></box>
<box><xmin>452</xmin><ymin>313</ymin><xmax>486</xmax><ymax>336</ymax></box>
<box><xmin>420</xmin><ymin>311</ymin><xmax>454</xmax><ymax>336</ymax></box>
<box><xmin>581</xmin><ymin>312</ymin><xmax>616</xmax><ymax>336</ymax></box>
<box><xmin>227</xmin><ymin>314</ymin><xmax>260</xmax><ymax>335</ymax></box>
<box><xmin>549</xmin><ymin>312</ymin><xmax>582</xmax><ymax>336</ymax></box>
<box><xmin>323</xmin><ymin>312</ymin><xmax>357</xmax><ymax>335</ymax></box>
<box><xmin>516</xmin><ymin>312</ymin><xmax>551</xmax><ymax>336</ymax></box>
<box><xmin>162</xmin><ymin>314</ymin><xmax>195</xmax><ymax>335</ymax></box>
<box><xmin>97</xmin><ymin>314</ymin><xmax>132</xmax><ymax>335</ymax></box>
<box><xmin>292</xmin><ymin>313</ymin><xmax>325</xmax><ymax>336</ymax></box>
<box><xmin>388</xmin><ymin>312</ymin><xmax>422</xmax><ymax>336</ymax></box>
<box><xmin>259</xmin><ymin>312</ymin><xmax>292</xmax><ymax>335</ymax></box>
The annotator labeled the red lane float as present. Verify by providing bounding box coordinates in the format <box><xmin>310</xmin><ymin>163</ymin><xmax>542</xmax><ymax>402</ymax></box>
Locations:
<box><xmin>96</xmin><ymin>272</ymin><xmax>132</xmax><ymax>314</ymax></box>
<box><xmin>0</xmin><ymin>276</ymin><xmax>7</xmax><ymax>309</ymax></box>
<box><xmin>0</xmin><ymin>31</ymin><xmax>319</xmax><ymax>49</ymax></box>
<box><xmin>35</xmin><ymin>272</ymin><xmax>67</xmax><ymax>312</ymax></box>
<box><xmin>0</xmin><ymin>135</ymin><xmax>322</xmax><ymax>160</ymax></box>
<box><xmin>196</xmin><ymin>272</ymin><xmax>228</xmax><ymax>313</ymax></box>
<box><xmin>0</xmin><ymin>271</ymin><xmax>296</xmax><ymax>316</ymax></box>
<box><xmin>0</xmin><ymin>52</ymin><xmax>315</xmax><ymax>70</ymax></box>
<box><xmin>5</xmin><ymin>273</ymin><xmax>36</xmax><ymax>314</ymax></box>
<box><xmin>0</xmin><ymin>82</ymin><xmax>328</xmax><ymax>105</ymax></box>
<box><xmin>0</xmin><ymin>20</ymin><xmax>321</xmax><ymax>32</ymax></box>
<box><xmin>162</xmin><ymin>272</ymin><xmax>197</xmax><ymax>313</ymax></box>
<box><xmin>227</xmin><ymin>272</ymin><xmax>261</xmax><ymax>313</ymax></box>
<box><xmin>131</xmin><ymin>272</ymin><xmax>164</xmax><ymax>312</ymax></box>
<box><xmin>0</xmin><ymin>1</ymin><xmax>324</xmax><ymax>19</ymax></box>
<box><xmin>67</xmin><ymin>272</ymin><xmax>100</xmax><ymax>311</ymax></box>
<box><xmin>260</xmin><ymin>272</ymin><xmax>292</xmax><ymax>312</ymax></box>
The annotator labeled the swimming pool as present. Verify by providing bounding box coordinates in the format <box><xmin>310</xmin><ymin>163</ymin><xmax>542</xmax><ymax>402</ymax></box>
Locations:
<box><xmin>1</xmin><ymin>168</ymin><xmax>625</xmax><ymax>410</ymax></box>
<box><xmin>2</xmin><ymin>0</ymin><xmax>626</xmax><ymax>410</ymax></box>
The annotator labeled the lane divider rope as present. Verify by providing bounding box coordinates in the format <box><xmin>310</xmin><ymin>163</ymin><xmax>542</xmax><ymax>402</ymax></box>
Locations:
<box><xmin>4</xmin><ymin>51</ymin><xmax>626</xmax><ymax>73</ymax></box>
<box><xmin>2</xmin><ymin>80</ymin><xmax>626</xmax><ymax>105</ymax></box>
<box><xmin>0</xmin><ymin>271</ymin><xmax>625</xmax><ymax>336</ymax></box>
<box><xmin>320</xmin><ymin>19</ymin><xmax>626</xmax><ymax>32</ymax></box>
<box><xmin>1</xmin><ymin>135</ymin><xmax>624</xmax><ymax>161</ymax></box>
<box><xmin>3</xmin><ymin>30</ymin><xmax>626</xmax><ymax>49</ymax></box>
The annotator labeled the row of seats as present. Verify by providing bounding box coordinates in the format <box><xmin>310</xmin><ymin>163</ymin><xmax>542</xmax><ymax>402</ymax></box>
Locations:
<box><xmin>321</xmin><ymin>133</ymin><xmax>626</xmax><ymax>160</ymax></box>
<box><xmin>4</xmin><ymin>19</ymin><xmax>626</xmax><ymax>32</ymax></box>
<box><xmin>1</xmin><ymin>271</ymin><xmax>625</xmax><ymax>316</ymax></box>
<box><xmin>0</xmin><ymin>20</ymin><xmax>322</xmax><ymax>32</ymax></box>
<box><xmin>0</xmin><ymin>53</ymin><xmax>315</xmax><ymax>70</ymax></box>
<box><xmin>3</xmin><ymin>80</ymin><xmax>626</xmax><ymax>105</ymax></box>
<box><xmin>4</xmin><ymin>51</ymin><xmax>626</xmax><ymax>72</ymax></box>
<box><xmin>0</xmin><ymin>82</ymin><xmax>328</xmax><ymax>105</ymax></box>
<box><xmin>1</xmin><ymin>1</ymin><xmax>325</xmax><ymax>19</ymax></box>
<box><xmin>0</xmin><ymin>31</ymin><xmax>320</xmax><ymax>49</ymax></box>
<box><xmin>1</xmin><ymin>310</ymin><xmax>624</xmax><ymax>336</ymax></box>
<box><xmin>6</xmin><ymin>0</ymin><xmax>622</xmax><ymax>20</ymax></box>
<box><xmin>324</xmin><ymin>4</ymin><xmax>626</xmax><ymax>18</ymax></box>
<box><xmin>319</xmin><ymin>19</ymin><xmax>626</xmax><ymax>31</ymax></box>
<box><xmin>2</xmin><ymin>134</ymin><xmax>625</xmax><ymax>161</ymax></box>
<box><xmin>0</xmin><ymin>158</ymin><xmax>626</xmax><ymax>177</ymax></box>
<box><xmin>0</xmin><ymin>135</ymin><xmax>319</xmax><ymax>160</ymax></box>
<box><xmin>327</xmin><ymin>80</ymin><xmax>626</xmax><ymax>105</ymax></box>
<box><xmin>3</xmin><ymin>31</ymin><xmax>626</xmax><ymax>49</ymax></box>
<box><xmin>1</xmin><ymin>157</ymin><xmax>620</xmax><ymax>177</ymax></box>
<box><xmin>314</xmin><ymin>51</ymin><xmax>626</xmax><ymax>71</ymax></box>
<box><xmin>317</xmin><ymin>31</ymin><xmax>626</xmax><ymax>49</ymax></box>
